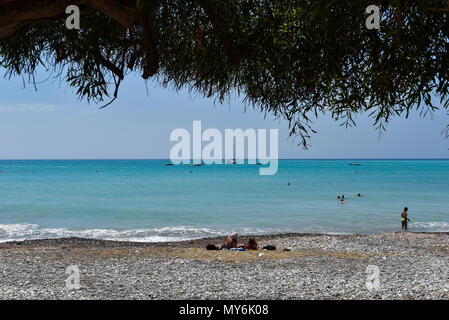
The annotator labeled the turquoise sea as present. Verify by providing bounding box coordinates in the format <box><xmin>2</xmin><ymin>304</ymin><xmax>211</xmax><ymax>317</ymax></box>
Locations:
<box><xmin>0</xmin><ymin>159</ymin><xmax>448</xmax><ymax>242</ymax></box>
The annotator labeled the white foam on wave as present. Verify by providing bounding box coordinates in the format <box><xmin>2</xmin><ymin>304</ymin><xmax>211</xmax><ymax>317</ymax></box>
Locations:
<box><xmin>0</xmin><ymin>224</ymin><xmax>226</xmax><ymax>243</ymax></box>
<box><xmin>0</xmin><ymin>223</ymin><xmax>40</xmax><ymax>237</ymax></box>
<box><xmin>410</xmin><ymin>221</ymin><xmax>449</xmax><ymax>232</ymax></box>
<box><xmin>0</xmin><ymin>224</ymin><xmax>294</xmax><ymax>243</ymax></box>
<box><xmin>2</xmin><ymin>222</ymin><xmax>447</xmax><ymax>243</ymax></box>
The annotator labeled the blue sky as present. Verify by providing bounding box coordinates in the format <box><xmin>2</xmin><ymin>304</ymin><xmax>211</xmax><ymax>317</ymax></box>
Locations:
<box><xmin>0</xmin><ymin>69</ymin><xmax>448</xmax><ymax>159</ymax></box>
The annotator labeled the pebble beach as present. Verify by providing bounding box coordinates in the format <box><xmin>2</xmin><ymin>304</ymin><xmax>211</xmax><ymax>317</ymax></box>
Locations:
<box><xmin>0</xmin><ymin>232</ymin><xmax>448</xmax><ymax>300</ymax></box>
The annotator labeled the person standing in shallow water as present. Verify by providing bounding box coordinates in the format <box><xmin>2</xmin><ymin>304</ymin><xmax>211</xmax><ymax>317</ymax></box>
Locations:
<box><xmin>401</xmin><ymin>207</ymin><xmax>410</xmax><ymax>230</ymax></box>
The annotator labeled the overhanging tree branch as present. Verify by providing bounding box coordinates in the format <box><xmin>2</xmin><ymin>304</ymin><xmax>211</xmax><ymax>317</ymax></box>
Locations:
<box><xmin>1</xmin><ymin>0</ymin><xmax>449</xmax><ymax>147</ymax></box>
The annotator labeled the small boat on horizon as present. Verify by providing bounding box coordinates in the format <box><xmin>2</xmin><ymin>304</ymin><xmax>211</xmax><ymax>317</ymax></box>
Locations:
<box><xmin>188</xmin><ymin>163</ymin><xmax>203</xmax><ymax>167</ymax></box>
<box><xmin>349</xmin><ymin>163</ymin><xmax>361</xmax><ymax>166</ymax></box>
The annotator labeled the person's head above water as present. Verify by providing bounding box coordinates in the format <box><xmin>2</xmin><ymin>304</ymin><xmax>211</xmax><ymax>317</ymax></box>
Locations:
<box><xmin>404</xmin><ymin>207</ymin><xmax>408</xmax><ymax>212</ymax></box>
<box><xmin>337</xmin><ymin>196</ymin><xmax>341</xmax><ymax>199</ymax></box>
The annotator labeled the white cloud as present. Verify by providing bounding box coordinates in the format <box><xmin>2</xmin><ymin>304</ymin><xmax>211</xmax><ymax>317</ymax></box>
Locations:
<box><xmin>0</xmin><ymin>104</ymin><xmax>63</xmax><ymax>112</ymax></box>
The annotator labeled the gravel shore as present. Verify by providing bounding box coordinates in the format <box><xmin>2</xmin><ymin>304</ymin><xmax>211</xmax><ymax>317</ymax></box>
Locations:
<box><xmin>0</xmin><ymin>232</ymin><xmax>448</xmax><ymax>300</ymax></box>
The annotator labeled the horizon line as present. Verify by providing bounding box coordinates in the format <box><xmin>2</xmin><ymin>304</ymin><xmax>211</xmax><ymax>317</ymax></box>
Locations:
<box><xmin>1</xmin><ymin>158</ymin><xmax>449</xmax><ymax>161</ymax></box>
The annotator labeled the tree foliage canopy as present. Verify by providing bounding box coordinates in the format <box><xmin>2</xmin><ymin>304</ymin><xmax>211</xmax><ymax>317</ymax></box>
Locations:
<box><xmin>1</xmin><ymin>0</ymin><xmax>449</xmax><ymax>146</ymax></box>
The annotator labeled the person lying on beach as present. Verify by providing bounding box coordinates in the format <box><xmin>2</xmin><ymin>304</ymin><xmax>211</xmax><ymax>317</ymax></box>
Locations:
<box><xmin>244</xmin><ymin>238</ymin><xmax>259</xmax><ymax>250</ymax></box>
<box><xmin>221</xmin><ymin>234</ymin><xmax>238</xmax><ymax>249</ymax></box>
<box><xmin>401</xmin><ymin>207</ymin><xmax>411</xmax><ymax>230</ymax></box>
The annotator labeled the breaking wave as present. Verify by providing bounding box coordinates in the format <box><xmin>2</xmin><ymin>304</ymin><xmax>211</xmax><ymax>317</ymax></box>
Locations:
<box><xmin>409</xmin><ymin>221</ymin><xmax>449</xmax><ymax>232</ymax></box>
<box><xmin>0</xmin><ymin>224</ymin><xmax>288</xmax><ymax>243</ymax></box>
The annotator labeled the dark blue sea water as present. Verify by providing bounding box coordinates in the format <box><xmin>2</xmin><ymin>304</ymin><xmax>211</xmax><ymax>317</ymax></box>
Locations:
<box><xmin>0</xmin><ymin>159</ymin><xmax>448</xmax><ymax>242</ymax></box>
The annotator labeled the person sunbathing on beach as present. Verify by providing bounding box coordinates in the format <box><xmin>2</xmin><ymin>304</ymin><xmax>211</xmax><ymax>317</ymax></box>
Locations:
<box><xmin>244</xmin><ymin>238</ymin><xmax>259</xmax><ymax>250</ymax></box>
<box><xmin>401</xmin><ymin>207</ymin><xmax>411</xmax><ymax>230</ymax></box>
<box><xmin>222</xmin><ymin>234</ymin><xmax>238</xmax><ymax>249</ymax></box>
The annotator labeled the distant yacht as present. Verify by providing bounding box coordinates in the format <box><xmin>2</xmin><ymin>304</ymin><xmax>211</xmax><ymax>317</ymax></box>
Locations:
<box><xmin>189</xmin><ymin>161</ymin><xmax>203</xmax><ymax>167</ymax></box>
<box><xmin>349</xmin><ymin>163</ymin><xmax>361</xmax><ymax>166</ymax></box>
<box><xmin>188</xmin><ymin>163</ymin><xmax>203</xmax><ymax>167</ymax></box>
